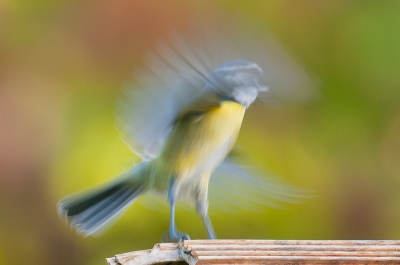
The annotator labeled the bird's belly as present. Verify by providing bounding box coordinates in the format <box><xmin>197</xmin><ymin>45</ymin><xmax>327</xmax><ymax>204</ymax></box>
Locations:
<box><xmin>153</xmin><ymin>101</ymin><xmax>246</xmax><ymax>191</ymax></box>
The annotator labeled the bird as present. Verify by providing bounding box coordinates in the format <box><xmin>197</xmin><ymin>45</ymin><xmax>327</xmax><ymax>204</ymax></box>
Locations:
<box><xmin>58</xmin><ymin>31</ymin><xmax>312</xmax><ymax>241</ymax></box>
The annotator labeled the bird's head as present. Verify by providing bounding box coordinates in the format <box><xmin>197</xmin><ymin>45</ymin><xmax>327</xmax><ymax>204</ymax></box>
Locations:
<box><xmin>206</xmin><ymin>60</ymin><xmax>269</xmax><ymax>108</ymax></box>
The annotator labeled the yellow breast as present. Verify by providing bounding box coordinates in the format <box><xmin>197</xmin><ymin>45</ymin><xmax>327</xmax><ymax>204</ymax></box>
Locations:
<box><xmin>153</xmin><ymin>101</ymin><xmax>246</xmax><ymax>189</ymax></box>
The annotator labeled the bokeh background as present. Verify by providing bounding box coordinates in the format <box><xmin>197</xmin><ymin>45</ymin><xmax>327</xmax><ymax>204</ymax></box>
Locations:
<box><xmin>2</xmin><ymin>1</ymin><xmax>400</xmax><ymax>264</ymax></box>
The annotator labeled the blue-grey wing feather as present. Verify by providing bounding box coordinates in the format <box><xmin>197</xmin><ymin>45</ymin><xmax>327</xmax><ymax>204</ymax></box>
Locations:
<box><xmin>117</xmin><ymin>39</ymin><xmax>211</xmax><ymax>159</ymax></box>
<box><xmin>209</xmin><ymin>154</ymin><xmax>313</xmax><ymax>213</ymax></box>
<box><xmin>117</xmin><ymin>28</ymin><xmax>317</xmax><ymax>159</ymax></box>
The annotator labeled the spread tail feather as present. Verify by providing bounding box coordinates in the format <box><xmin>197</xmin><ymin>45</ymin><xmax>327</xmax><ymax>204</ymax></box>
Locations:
<box><xmin>58</xmin><ymin>162</ymin><xmax>149</xmax><ymax>236</ymax></box>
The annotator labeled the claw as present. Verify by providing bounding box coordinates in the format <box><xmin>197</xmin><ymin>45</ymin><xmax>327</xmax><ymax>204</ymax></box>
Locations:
<box><xmin>162</xmin><ymin>230</ymin><xmax>190</xmax><ymax>243</ymax></box>
<box><xmin>178</xmin><ymin>233</ymin><xmax>190</xmax><ymax>243</ymax></box>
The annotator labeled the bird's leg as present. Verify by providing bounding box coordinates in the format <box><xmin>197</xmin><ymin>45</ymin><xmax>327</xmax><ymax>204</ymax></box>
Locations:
<box><xmin>196</xmin><ymin>175</ymin><xmax>217</xmax><ymax>239</ymax></box>
<box><xmin>163</xmin><ymin>178</ymin><xmax>190</xmax><ymax>242</ymax></box>
<box><xmin>202</xmin><ymin>213</ymin><xmax>216</xmax><ymax>239</ymax></box>
<box><xmin>197</xmin><ymin>200</ymin><xmax>216</xmax><ymax>239</ymax></box>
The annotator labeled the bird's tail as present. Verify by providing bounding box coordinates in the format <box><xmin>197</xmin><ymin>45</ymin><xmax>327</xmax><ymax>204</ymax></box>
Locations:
<box><xmin>58</xmin><ymin>162</ymin><xmax>150</xmax><ymax>236</ymax></box>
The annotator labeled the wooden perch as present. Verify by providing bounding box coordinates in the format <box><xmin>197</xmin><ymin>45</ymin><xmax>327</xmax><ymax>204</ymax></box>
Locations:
<box><xmin>106</xmin><ymin>240</ymin><xmax>400</xmax><ymax>265</ymax></box>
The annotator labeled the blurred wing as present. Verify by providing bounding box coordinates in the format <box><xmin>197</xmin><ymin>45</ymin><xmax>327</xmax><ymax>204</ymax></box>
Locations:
<box><xmin>117</xmin><ymin>37</ymin><xmax>213</xmax><ymax>159</ymax></box>
<box><xmin>209</xmin><ymin>150</ymin><xmax>313</xmax><ymax>212</ymax></box>
<box><xmin>231</xmin><ymin>34</ymin><xmax>320</xmax><ymax>105</ymax></box>
<box><xmin>172</xmin><ymin>24</ymin><xmax>319</xmax><ymax>106</ymax></box>
<box><xmin>118</xmin><ymin>25</ymin><xmax>318</xmax><ymax>159</ymax></box>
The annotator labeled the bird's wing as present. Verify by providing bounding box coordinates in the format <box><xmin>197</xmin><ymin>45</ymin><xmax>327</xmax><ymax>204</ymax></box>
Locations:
<box><xmin>117</xmin><ymin>37</ymin><xmax>213</xmax><ymax>159</ymax></box>
<box><xmin>118</xmin><ymin>26</ymin><xmax>318</xmax><ymax>159</ymax></box>
<box><xmin>209</xmin><ymin>148</ymin><xmax>313</xmax><ymax>212</ymax></box>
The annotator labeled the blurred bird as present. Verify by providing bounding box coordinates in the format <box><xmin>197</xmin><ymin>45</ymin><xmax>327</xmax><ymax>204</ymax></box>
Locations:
<box><xmin>58</xmin><ymin>29</ymin><xmax>314</xmax><ymax>241</ymax></box>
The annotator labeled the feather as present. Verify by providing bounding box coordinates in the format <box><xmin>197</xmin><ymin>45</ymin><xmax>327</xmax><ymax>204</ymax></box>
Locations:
<box><xmin>116</xmin><ymin>26</ymin><xmax>317</xmax><ymax>160</ymax></box>
<box><xmin>209</xmin><ymin>150</ymin><xmax>314</xmax><ymax>213</ymax></box>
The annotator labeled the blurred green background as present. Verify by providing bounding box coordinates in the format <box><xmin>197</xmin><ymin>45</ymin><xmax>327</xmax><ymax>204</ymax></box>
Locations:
<box><xmin>2</xmin><ymin>1</ymin><xmax>400</xmax><ymax>264</ymax></box>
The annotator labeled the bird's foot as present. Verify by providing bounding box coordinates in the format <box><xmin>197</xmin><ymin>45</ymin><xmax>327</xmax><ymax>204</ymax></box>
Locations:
<box><xmin>162</xmin><ymin>230</ymin><xmax>190</xmax><ymax>243</ymax></box>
